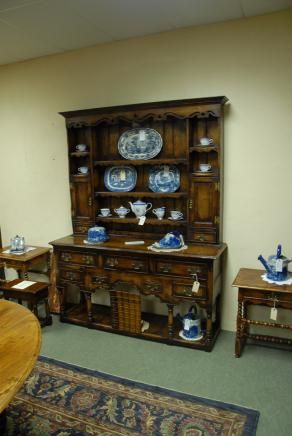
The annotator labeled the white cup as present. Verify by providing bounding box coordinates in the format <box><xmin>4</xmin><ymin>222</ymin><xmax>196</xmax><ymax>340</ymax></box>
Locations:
<box><xmin>153</xmin><ymin>207</ymin><xmax>165</xmax><ymax>220</ymax></box>
<box><xmin>170</xmin><ymin>210</ymin><xmax>183</xmax><ymax>220</ymax></box>
<box><xmin>76</xmin><ymin>144</ymin><xmax>87</xmax><ymax>152</ymax></box>
<box><xmin>78</xmin><ymin>166</ymin><xmax>89</xmax><ymax>174</ymax></box>
<box><xmin>199</xmin><ymin>163</ymin><xmax>211</xmax><ymax>172</ymax></box>
<box><xmin>199</xmin><ymin>137</ymin><xmax>213</xmax><ymax>146</ymax></box>
<box><xmin>100</xmin><ymin>208</ymin><xmax>110</xmax><ymax>217</ymax></box>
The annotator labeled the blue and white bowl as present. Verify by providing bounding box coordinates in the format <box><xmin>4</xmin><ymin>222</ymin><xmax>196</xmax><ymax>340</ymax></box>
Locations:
<box><xmin>86</xmin><ymin>226</ymin><xmax>108</xmax><ymax>243</ymax></box>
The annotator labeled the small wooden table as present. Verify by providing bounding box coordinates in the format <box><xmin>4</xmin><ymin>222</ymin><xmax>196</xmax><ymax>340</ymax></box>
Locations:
<box><xmin>0</xmin><ymin>279</ymin><xmax>52</xmax><ymax>327</ymax></box>
<box><xmin>232</xmin><ymin>268</ymin><xmax>292</xmax><ymax>357</ymax></box>
<box><xmin>0</xmin><ymin>300</ymin><xmax>41</xmax><ymax>431</ymax></box>
<box><xmin>0</xmin><ymin>246</ymin><xmax>51</xmax><ymax>280</ymax></box>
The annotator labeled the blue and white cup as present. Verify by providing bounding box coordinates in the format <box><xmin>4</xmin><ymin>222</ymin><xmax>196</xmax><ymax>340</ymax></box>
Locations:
<box><xmin>153</xmin><ymin>207</ymin><xmax>166</xmax><ymax>220</ymax></box>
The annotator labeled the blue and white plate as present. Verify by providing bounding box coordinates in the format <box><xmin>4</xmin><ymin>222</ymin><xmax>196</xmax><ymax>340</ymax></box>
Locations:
<box><xmin>104</xmin><ymin>166</ymin><xmax>137</xmax><ymax>192</ymax></box>
<box><xmin>148</xmin><ymin>165</ymin><xmax>180</xmax><ymax>193</ymax></box>
<box><xmin>118</xmin><ymin>128</ymin><xmax>162</xmax><ymax>160</ymax></box>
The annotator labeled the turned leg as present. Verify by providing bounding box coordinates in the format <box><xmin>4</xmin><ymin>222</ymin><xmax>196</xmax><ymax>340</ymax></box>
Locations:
<box><xmin>206</xmin><ymin>305</ymin><xmax>213</xmax><ymax>343</ymax></box>
<box><xmin>167</xmin><ymin>304</ymin><xmax>174</xmax><ymax>339</ymax></box>
<box><xmin>58</xmin><ymin>285</ymin><xmax>66</xmax><ymax>320</ymax></box>
<box><xmin>235</xmin><ymin>298</ymin><xmax>245</xmax><ymax>357</ymax></box>
<box><xmin>84</xmin><ymin>291</ymin><xmax>93</xmax><ymax>324</ymax></box>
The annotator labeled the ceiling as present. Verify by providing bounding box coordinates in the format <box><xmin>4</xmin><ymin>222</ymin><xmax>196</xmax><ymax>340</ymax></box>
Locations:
<box><xmin>0</xmin><ymin>0</ymin><xmax>291</xmax><ymax>66</ymax></box>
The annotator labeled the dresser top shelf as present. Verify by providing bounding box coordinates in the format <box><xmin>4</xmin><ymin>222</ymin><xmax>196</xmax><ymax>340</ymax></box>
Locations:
<box><xmin>50</xmin><ymin>235</ymin><xmax>227</xmax><ymax>260</ymax></box>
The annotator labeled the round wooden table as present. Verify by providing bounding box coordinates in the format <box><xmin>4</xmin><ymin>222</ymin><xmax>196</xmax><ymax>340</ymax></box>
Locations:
<box><xmin>0</xmin><ymin>300</ymin><xmax>41</xmax><ymax>431</ymax></box>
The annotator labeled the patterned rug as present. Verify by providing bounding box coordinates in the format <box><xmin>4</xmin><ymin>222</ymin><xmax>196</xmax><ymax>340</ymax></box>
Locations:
<box><xmin>5</xmin><ymin>356</ymin><xmax>259</xmax><ymax>435</ymax></box>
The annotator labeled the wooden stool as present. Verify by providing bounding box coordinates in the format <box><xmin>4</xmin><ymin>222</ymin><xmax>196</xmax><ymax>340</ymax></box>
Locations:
<box><xmin>0</xmin><ymin>279</ymin><xmax>52</xmax><ymax>327</ymax></box>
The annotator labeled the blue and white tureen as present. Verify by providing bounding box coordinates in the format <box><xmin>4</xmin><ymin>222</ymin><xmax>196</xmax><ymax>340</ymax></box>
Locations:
<box><xmin>85</xmin><ymin>226</ymin><xmax>108</xmax><ymax>244</ymax></box>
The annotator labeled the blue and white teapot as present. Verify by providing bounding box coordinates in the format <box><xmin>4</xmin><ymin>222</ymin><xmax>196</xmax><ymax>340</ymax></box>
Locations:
<box><xmin>258</xmin><ymin>244</ymin><xmax>292</xmax><ymax>281</ymax></box>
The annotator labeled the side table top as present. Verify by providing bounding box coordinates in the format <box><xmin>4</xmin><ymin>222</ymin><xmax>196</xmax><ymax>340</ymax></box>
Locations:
<box><xmin>0</xmin><ymin>300</ymin><xmax>41</xmax><ymax>412</ymax></box>
<box><xmin>232</xmin><ymin>268</ymin><xmax>292</xmax><ymax>293</ymax></box>
<box><xmin>0</xmin><ymin>246</ymin><xmax>50</xmax><ymax>263</ymax></box>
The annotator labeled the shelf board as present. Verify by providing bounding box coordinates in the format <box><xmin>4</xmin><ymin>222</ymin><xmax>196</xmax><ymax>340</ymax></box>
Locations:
<box><xmin>96</xmin><ymin>217</ymin><xmax>187</xmax><ymax>225</ymax></box>
<box><xmin>70</xmin><ymin>151</ymin><xmax>90</xmax><ymax>157</ymax></box>
<box><xmin>94</xmin><ymin>158</ymin><xmax>188</xmax><ymax>166</ymax></box>
<box><xmin>189</xmin><ymin>146</ymin><xmax>218</xmax><ymax>153</ymax></box>
<box><xmin>95</xmin><ymin>191</ymin><xmax>188</xmax><ymax>198</ymax></box>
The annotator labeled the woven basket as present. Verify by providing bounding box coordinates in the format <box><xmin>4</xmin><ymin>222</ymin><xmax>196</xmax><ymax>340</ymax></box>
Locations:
<box><xmin>110</xmin><ymin>290</ymin><xmax>141</xmax><ymax>333</ymax></box>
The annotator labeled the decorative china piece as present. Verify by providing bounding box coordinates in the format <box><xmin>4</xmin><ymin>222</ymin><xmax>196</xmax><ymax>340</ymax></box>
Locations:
<box><xmin>76</xmin><ymin>144</ymin><xmax>87</xmax><ymax>152</ymax></box>
<box><xmin>148</xmin><ymin>165</ymin><xmax>180</xmax><ymax>193</ymax></box>
<box><xmin>118</xmin><ymin>128</ymin><xmax>162</xmax><ymax>160</ymax></box>
<box><xmin>177</xmin><ymin>305</ymin><xmax>202</xmax><ymax>341</ymax></box>
<box><xmin>152</xmin><ymin>231</ymin><xmax>184</xmax><ymax>250</ymax></box>
<box><xmin>199</xmin><ymin>163</ymin><xmax>211</xmax><ymax>172</ymax></box>
<box><xmin>100</xmin><ymin>208</ymin><xmax>111</xmax><ymax>217</ymax></box>
<box><xmin>152</xmin><ymin>207</ymin><xmax>166</xmax><ymax>220</ymax></box>
<box><xmin>129</xmin><ymin>199</ymin><xmax>152</xmax><ymax>218</ymax></box>
<box><xmin>258</xmin><ymin>244</ymin><xmax>292</xmax><ymax>281</ymax></box>
<box><xmin>78</xmin><ymin>166</ymin><xmax>89</xmax><ymax>175</ymax></box>
<box><xmin>104</xmin><ymin>166</ymin><xmax>137</xmax><ymax>192</ymax></box>
<box><xmin>114</xmin><ymin>206</ymin><xmax>130</xmax><ymax>218</ymax></box>
<box><xmin>199</xmin><ymin>137</ymin><xmax>213</xmax><ymax>146</ymax></box>
<box><xmin>86</xmin><ymin>226</ymin><xmax>108</xmax><ymax>244</ymax></box>
<box><xmin>10</xmin><ymin>235</ymin><xmax>25</xmax><ymax>253</ymax></box>
<box><xmin>170</xmin><ymin>210</ymin><xmax>183</xmax><ymax>220</ymax></box>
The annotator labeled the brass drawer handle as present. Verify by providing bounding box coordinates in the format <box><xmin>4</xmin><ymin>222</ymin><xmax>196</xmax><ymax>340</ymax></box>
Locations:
<box><xmin>187</xmin><ymin>266</ymin><xmax>200</xmax><ymax>277</ymax></box>
<box><xmin>131</xmin><ymin>262</ymin><xmax>144</xmax><ymax>271</ymax></box>
<box><xmin>61</xmin><ymin>253</ymin><xmax>72</xmax><ymax>262</ymax></box>
<box><xmin>82</xmin><ymin>255</ymin><xmax>94</xmax><ymax>265</ymax></box>
<box><xmin>183</xmin><ymin>288</ymin><xmax>193</xmax><ymax>297</ymax></box>
<box><xmin>64</xmin><ymin>271</ymin><xmax>77</xmax><ymax>281</ymax></box>
<box><xmin>158</xmin><ymin>264</ymin><xmax>171</xmax><ymax>273</ymax></box>
<box><xmin>141</xmin><ymin>281</ymin><xmax>161</xmax><ymax>294</ymax></box>
<box><xmin>92</xmin><ymin>275</ymin><xmax>111</xmax><ymax>289</ymax></box>
<box><xmin>105</xmin><ymin>257</ymin><xmax>118</xmax><ymax>268</ymax></box>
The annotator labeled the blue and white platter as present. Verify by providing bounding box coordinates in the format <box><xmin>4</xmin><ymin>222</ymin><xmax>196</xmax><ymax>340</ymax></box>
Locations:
<box><xmin>148</xmin><ymin>165</ymin><xmax>180</xmax><ymax>193</ymax></box>
<box><xmin>104</xmin><ymin>166</ymin><xmax>137</xmax><ymax>192</ymax></box>
<box><xmin>118</xmin><ymin>128</ymin><xmax>162</xmax><ymax>160</ymax></box>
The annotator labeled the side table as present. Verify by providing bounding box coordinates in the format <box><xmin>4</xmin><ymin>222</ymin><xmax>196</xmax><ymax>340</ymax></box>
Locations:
<box><xmin>0</xmin><ymin>246</ymin><xmax>51</xmax><ymax>280</ymax></box>
<box><xmin>232</xmin><ymin>268</ymin><xmax>292</xmax><ymax>357</ymax></box>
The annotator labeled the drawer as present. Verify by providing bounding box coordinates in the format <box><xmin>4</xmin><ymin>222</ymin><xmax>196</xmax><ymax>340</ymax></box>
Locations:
<box><xmin>192</xmin><ymin>232</ymin><xmax>217</xmax><ymax>243</ymax></box>
<box><xmin>103</xmin><ymin>255</ymin><xmax>148</xmax><ymax>273</ymax></box>
<box><xmin>154</xmin><ymin>260</ymin><xmax>207</xmax><ymax>280</ymax></box>
<box><xmin>59</xmin><ymin>268</ymin><xmax>83</xmax><ymax>284</ymax></box>
<box><xmin>59</xmin><ymin>251</ymin><xmax>95</xmax><ymax>266</ymax></box>
<box><xmin>173</xmin><ymin>281</ymin><xmax>207</xmax><ymax>300</ymax></box>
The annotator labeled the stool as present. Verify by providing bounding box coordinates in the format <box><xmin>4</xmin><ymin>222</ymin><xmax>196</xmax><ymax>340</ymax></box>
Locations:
<box><xmin>0</xmin><ymin>279</ymin><xmax>52</xmax><ymax>327</ymax></box>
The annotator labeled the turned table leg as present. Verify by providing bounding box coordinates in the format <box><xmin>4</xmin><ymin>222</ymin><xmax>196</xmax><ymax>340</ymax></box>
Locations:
<box><xmin>167</xmin><ymin>304</ymin><xmax>174</xmax><ymax>339</ymax></box>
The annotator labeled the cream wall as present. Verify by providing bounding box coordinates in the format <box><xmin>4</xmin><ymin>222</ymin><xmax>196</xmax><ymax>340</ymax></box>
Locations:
<box><xmin>0</xmin><ymin>9</ymin><xmax>291</xmax><ymax>331</ymax></box>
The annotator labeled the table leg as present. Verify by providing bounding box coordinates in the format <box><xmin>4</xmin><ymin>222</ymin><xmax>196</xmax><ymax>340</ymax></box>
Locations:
<box><xmin>235</xmin><ymin>299</ymin><xmax>246</xmax><ymax>357</ymax></box>
<box><xmin>84</xmin><ymin>291</ymin><xmax>93</xmax><ymax>324</ymax></box>
<box><xmin>167</xmin><ymin>304</ymin><xmax>174</xmax><ymax>339</ymax></box>
<box><xmin>0</xmin><ymin>409</ymin><xmax>6</xmax><ymax>433</ymax></box>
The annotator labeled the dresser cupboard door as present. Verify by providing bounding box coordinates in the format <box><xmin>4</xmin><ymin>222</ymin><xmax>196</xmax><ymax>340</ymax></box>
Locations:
<box><xmin>189</xmin><ymin>179</ymin><xmax>219</xmax><ymax>242</ymax></box>
<box><xmin>70</xmin><ymin>179</ymin><xmax>93</xmax><ymax>220</ymax></box>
